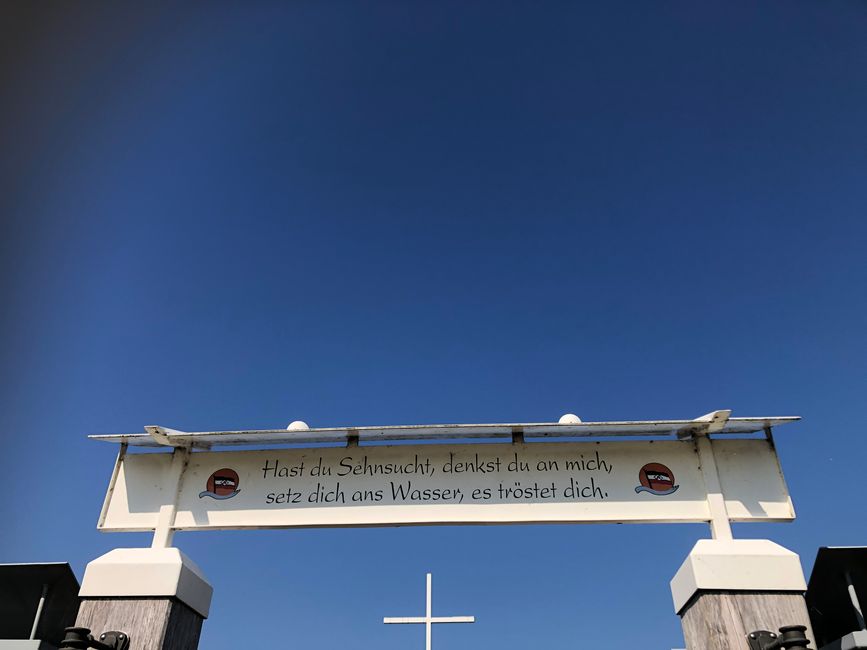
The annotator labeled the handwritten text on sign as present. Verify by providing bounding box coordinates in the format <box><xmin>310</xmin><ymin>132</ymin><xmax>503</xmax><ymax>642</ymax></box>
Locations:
<box><xmin>100</xmin><ymin>440</ymin><xmax>793</xmax><ymax>531</ymax></box>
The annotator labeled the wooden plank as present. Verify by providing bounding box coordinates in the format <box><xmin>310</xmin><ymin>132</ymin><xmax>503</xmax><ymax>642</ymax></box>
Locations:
<box><xmin>76</xmin><ymin>598</ymin><xmax>203</xmax><ymax>650</ymax></box>
<box><xmin>680</xmin><ymin>591</ymin><xmax>814</xmax><ymax>650</ymax></box>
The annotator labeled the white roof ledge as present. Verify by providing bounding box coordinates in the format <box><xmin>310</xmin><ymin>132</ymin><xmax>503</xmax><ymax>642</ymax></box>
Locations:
<box><xmin>88</xmin><ymin>412</ymin><xmax>800</xmax><ymax>449</ymax></box>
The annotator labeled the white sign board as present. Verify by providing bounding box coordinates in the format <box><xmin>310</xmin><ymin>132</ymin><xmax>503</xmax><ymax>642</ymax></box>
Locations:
<box><xmin>99</xmin><ymin>439</ymin><xmax>793</xmax><ymax>531</ymax></box>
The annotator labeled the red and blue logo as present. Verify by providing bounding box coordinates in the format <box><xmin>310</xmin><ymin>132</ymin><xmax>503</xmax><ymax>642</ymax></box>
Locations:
<box><xmin>634</xmin><ymin>462</ymin><xmax>678</xmax><ymax>496</ymax></box>
<box><xmin>199</xmin><ymin>468</ymin><xmax>241</xmax><ymax>500</ymax></box>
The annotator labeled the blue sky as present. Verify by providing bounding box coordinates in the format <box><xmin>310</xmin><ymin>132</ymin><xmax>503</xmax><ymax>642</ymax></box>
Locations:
<box><xmin>1</xmin><ymin>2</ymin><xmax>866</xmax><ymax>648</ymax></box>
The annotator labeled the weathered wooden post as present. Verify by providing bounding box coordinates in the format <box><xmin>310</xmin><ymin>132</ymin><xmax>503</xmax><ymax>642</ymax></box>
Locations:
<box><xmin>671</xmin><ymin>539</ymin><xmax>811</xmax><ymax>649</ymax></box>
<box><xmin>74</xmin><ymin>547</ymin><xmax>212</xmax><ymax>650</ymax></box>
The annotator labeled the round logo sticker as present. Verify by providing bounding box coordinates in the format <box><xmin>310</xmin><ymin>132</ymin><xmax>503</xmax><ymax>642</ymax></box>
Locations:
<box><xmin>199</xmin><ymin>468</ymin><xmax>241</xmax><ymax>500</ymax></box>
<box><xmin>634</xmin><ymin>462</ymin><xmax>679</xmax><ymax>496</ymax></box>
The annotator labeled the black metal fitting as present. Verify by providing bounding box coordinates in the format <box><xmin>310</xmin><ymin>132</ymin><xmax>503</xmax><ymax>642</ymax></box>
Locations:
<box><xmin>59</xmin><ymin>627</ymin><xmax>92</xmax><ymax>649</ymax></box>
<box><xmin>60</xmin><ymin>626</ymin><xmax>130</xmax><ymax>650</ymax></box>
<box><xmin>747</xmin><ymin>625</ymin><xmax>811</xmax><ymax>650</ymax></box>
<box><xmin>778</xmin><ymin>625</ymin><xmax>811</xmax><ymax>649</ymax></box>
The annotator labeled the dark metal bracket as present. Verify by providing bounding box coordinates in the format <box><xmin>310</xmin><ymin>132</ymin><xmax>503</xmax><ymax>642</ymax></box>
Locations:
<box><xmin>98</xmin><ymin>631</ymin><xmax>130</xmax><ymax>650</ymax></box>
<box><xmin>60</xmin><ymin>627</ymin><xmax>131</xmax><ymax>650</ymax></box>
<box><xmin>748</xmin><ymin>630</ymin><xmax>780</xmax><ymax>650</ymax></box>
<box><xmin>747</xmin><ymin>625</ymin><xmax>811</xmax><ymax>650</ymax></box>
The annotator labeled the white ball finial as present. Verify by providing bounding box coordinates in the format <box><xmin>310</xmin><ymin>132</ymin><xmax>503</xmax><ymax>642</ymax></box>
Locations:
<box><xmin>558</xmin><ymin>413</ymin><xmax>582</xmax><ymax>424</ymax></box>
<box><xmin>287</xmin><ymin>420</ymin><xmax>310</xmax><ymax>431</ymax></box>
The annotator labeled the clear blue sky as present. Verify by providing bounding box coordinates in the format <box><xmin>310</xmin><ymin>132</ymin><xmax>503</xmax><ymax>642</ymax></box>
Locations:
<box><xmin>2</xmin><ymin>2</ymin><xmax>866</xmax><ymax>648</ymax></box>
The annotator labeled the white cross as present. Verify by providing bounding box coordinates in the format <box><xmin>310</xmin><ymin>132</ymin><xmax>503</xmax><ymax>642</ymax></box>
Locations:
<box><xmin>383</xmin><ymin>573</ymin><xmax>475</xmax><ymax>650</ymax></box>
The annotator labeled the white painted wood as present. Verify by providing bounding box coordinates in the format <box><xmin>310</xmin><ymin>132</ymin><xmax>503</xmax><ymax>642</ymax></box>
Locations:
<box><xmin>150</xmin><ymin>448</ymin><xmax>190</xmax><ymax>549</ymax></box>
<box><xmin>97</xmin><ymin>443</ymin><xmax>127</xmax><ymax>529</ymax></box>
<box><xmin>692</xmin><ymin>410</ymin><xmax>732</xmax><ymax>434</ymax></box>
<box><xmin>384</xmin><ymin>574</ymin><xmax>474</xmax><ymax>650</ymax></box>
<box><xmin>695</xmin><ymin>435</ymin><xmax>733</xmax><ymax>540</ymax></box>
<box><xmin>99</xmin><ymin>439</ymin><xmax>793</xmax><ymax>533</ymax></box>
<box><xmin>28</xmin><ymin>585</ymin><xmax>47</xmax><ymax>640</ymax></box>
<box><xmin>713</xmin><ymin>438</ymin><xmax>796</xmax><ymax>521</ymax></box>
<box><xmin>846</xmin><ymin>571</ymin><xmax>866</xmax><ymax>631</ymax></box>
<box><xmin>89</xmin><ymin>414</ymin><xmax>800</xmax><ymax>448</ymax></box>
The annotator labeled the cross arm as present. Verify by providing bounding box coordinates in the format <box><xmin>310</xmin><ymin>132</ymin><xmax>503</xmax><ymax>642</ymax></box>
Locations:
<box><xmin>384</xmin><ymin>617</ymin><xmax>427</xmax><ymax>624</ymax></box>
<box><xmin>383</xmin><ymin>616</ymin><xmax>475</xmax><ymax>624</ymax></box>
<box><xmin>431</xmin><ymin>616</ymin><xmax>475</xmax><ymax>623</ymax></box>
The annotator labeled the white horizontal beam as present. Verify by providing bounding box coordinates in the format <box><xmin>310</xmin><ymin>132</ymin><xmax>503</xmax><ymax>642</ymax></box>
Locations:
<box><xmin>89</xmin><ymin>414</ymin><xmax>800</xmax><ymax>449</ymax></box>
<box><xmin>384</xmin><ymin>617</ymin><xmax>426</xmax><ymax>624</ymax></box>
<box><xmin>383</xmin><ymin>616</ymin><xmax>475</xmax><ymax>624</ymax></box>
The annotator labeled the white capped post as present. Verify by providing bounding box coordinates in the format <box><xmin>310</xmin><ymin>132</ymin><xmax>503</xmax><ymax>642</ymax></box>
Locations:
<box><xmin>670</xmin><ymin>539</ymin><xmax>811</xmax><ymax>649</ymax></box>
<box><xmin>76</xmin><ymin>547</ymin><xmax>214</xmax><ymax>650</ymax></box>
<box><xmin>384</xmin><ymin>573</ymin><xmax>474</xmax><ymax>650</ymax></box>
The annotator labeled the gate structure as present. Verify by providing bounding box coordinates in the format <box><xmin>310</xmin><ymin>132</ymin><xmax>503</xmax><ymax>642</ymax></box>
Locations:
<box><xmin>77</xmin><ymin>409</ymin><xmax>808</xmax><ymax>650</ymax></box>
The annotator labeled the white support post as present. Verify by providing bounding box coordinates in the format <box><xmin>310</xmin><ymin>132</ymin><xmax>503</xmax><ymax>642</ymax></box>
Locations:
<box><xmin>29</xmin><ymin>584</ymin><xmax>48</xmax><ymax>640</ymax></box>
<box><xmin>426</xmin><ymin>573</ymin><xmax>432</xmax><ymax>650</ymax></box>
<box><xmin>846</xmin><ymin>571</ymin><xmax>867</xmax><ymax>631</ymax></box>
<box><xmin>695</xmin><ymin>436</ymin><xmax>733</xmax><ymax>540</ymax></box>
<box><xmin>97</xmin><ymin>443</ymin><xmax>127</xmax><ymax>529</ymax></box>
<box><xmin>151</xmin><ymin>446</ymin><xmax>190</xmax><ymax>548</ymax></box>
<box><xmin>690</xmin><ymin>410</ymin><xmax>733</xmax><ymax>540</ymax></box>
